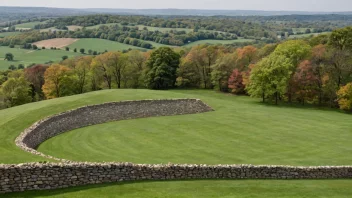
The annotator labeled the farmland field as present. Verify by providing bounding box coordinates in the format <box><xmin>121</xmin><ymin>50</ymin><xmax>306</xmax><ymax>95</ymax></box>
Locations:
<box><xmin>289</xmin><ymin>32</ymin><xmax>331</xmax><ymax>38</ymax></box>
<box><xmin>33</xmin><ymin>38</ymin><xmax>79</xmax><ymax>48</ymax></box>
<box><xmin>67</xmin><ymin>38</ymin><xmax>146</xmax><ymax>52</ymax></box>
<box><xmin>40</xmin><ymin>27</ymin><xmax>66</xmax><ymax>32</ymax></box>
<box><xmin>0</xmin><ymin>31</ymin><xmax>21</xmax><ymax>38</ymax></box>
<box><xmin>184</xmin><ymin>39</ymin><xmax>255</xmax><ymax>47</ymax></box>
<box><xmin>14</xmin><ymin>21</ymin><xmax>48</xmax><ymax>29</ymax></box>
<box><xmin>0</xmin><ymin>89</ymin><xmax>352</xmax><ymax>197</ymax></box>
<box><xmin>0</xmin><ymin>47</ymin><xmax>79</xmax><ymax>70</ymax></box>
<box><xmin>67</xmin><ymin>25</ymin><xmax>83</xmax><ymax>31</ymax></box>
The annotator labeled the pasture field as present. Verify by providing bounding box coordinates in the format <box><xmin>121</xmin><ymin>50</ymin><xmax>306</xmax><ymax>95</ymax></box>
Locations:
<box><xmin>289</xmin><ymin>31</ymin><xmax>331</xmax><ymax>38</ymax></box>
<box><xmin>14</xmin><ymin>21</ymin><xmax>48</xmax><ymax>29</ymax></box>
<box><xmin>0</xmin><ymin>47</ymin><xmax>79</xmax><ymax>70</ymax></box>
<box><xmin>0</xmin><ymin>31</ymin><xmax>21</xmax><ymax>38</ymax></box>
<box><xmin>184</xmin><ymin>39</ymin><xmax>255</xmax><ymax>47</ymax></box>
<box><xmin>67</xmin><ymin>25</ymin><xmax>83</xmax><ymax>31</ymax></box>
<box><xmin>0</xmin><ymin>89</ymin><xmax>352</xmax><ymax>197</ymax></box>
<box><xmin>67</xmin><ymin>38</ymin><xmax>145</xmax><ymax>52</ymax></box>
<box><xmin>40</xmin><ymin>27</ymin><xmax>66</xmax><ymax>32</ymax></box>
<box><xmin>33</xmin><ymin>38</ymin><xmax>79</xmax><ymax>48</ymax></box>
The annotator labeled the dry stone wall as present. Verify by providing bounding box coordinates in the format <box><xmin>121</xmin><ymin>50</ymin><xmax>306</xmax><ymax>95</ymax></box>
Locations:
<box><xmin>1</xmin><ymin>99</ymin><xmax>351</xmax><ymax>193</ymax></box>
<box><xmin>1</xmin><ymin>163</ymin><xmax>352</xmax><ymax>193</ymax></box>
<box><xmin>15</xmin><ymin>99</ymin><xmax>213</xmax><ymax>161</ymax></box>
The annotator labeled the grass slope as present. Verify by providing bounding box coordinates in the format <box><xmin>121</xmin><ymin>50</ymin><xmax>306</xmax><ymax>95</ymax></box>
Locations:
<box><xmin>0</xmin><ymin>89</ymin><xmax>351</xmax><ymax>165</ymax></box>
<box><xmin>184</xmin><ymin>39</ymin><xmax>254</xmax><ymax>47</ymax></box>
<box><xmin>37</xmin><ymin>90</ymin><xmax>352</xmax><ymax>166</ymax></box>
<box><xmin>4</xmin><ymin>180</ymin><xmax>352</xmax><ymax>198</ymax></box>
<box><xmin>1</xmin><ymin>89</ymin><xmax>352</xmax><ymax>197</ymax></box>
<box><xmin>67</xmin><ymin>38</ymin><xmax>145</xmax><ymax>53</ymax></box>
<box><xmin>0</xmin><ymin>47</ymin><xmax>79</xmax><ymax>70</ymax></box>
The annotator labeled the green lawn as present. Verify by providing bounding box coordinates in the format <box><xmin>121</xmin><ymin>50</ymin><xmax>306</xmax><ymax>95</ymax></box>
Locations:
<box><xmin>0</xmin><ymin>47</ymin><xmax>79</xmax><ymax>70</ymax></box>
<box><xmin>3</xmin><ymin>180</ymin><xmax>352</xmax><ymax>198</ymax></box>
<box><xmin>67</xmin><ymin>38</ymin><xmax>145</xmax><ymax>53</ymax></box>
<box><xmin>1</xmin><ymin>89</ymin><xmax>352</xmax><ymax>197</ymax></box>
<box><xmin>0</xmin><ymin>89</ymin><xmax>351</xmax><ymax>165</ymax></box>
<box><xmin>15</xmin><ymin>21</ymin><xmax>48</xmax><ymax>29</ymax></box>
<box><xmin>0</xmin><ymin>32</ymin><xmax>21</xmax><ymax>38</ymax></box>
<box><xmin>184</xmin><ymin>39</ymin><xmax>255</xmax><ymax>47</ymax></box>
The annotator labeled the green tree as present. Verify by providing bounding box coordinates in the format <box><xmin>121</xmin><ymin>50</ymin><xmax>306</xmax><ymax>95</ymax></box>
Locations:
<box><xmin>274</xmin><ymin>40</ymin><xmax>311</xmax><ymax>102</ymax></box>
<box><xmin>80</xmin><ymin>48</ymin><xmax>85</xmax><ymax>54</ymax></box>
<box><xmin>62</xmin><ymin>56</ymin><xmax>68</xmax><ymax>61</ymax></box>
<box><xmin>1</xmin><ymin>77</ymin><xmax>32</xmax><ymax>107</ymax></box>
<box><xmin>247</xmin><ymin>54</ymin><xmax>293</xmax><ymax>104</ymax></box>
<box><xmin>65</xmin><ymin>47</ymin><xmax>70</xmax><ymax>51</ymax></box>
<box><xmin>4</xmin><ymin>53</ymin><xmax>14</xmax><ymax>61</ymax></box>
<box><xmin>211</xmin><ymin>53</ymin><xmax>236</xmax><ymax>92</ymax></box>
<box><xmin>17</xmin><ymin>64</ymin><xmax>24</xmax><ymax>69</ymax></box>
<box><xmin>329</xmin><ymin>26</ymin><xmax>352</xmax><ymax>51</ymax></box>
<box><xmin>8</xmin><ymin>65</ymin><xmax>16</xmax><ymax>70</ymax></box>
<box><xmin>74</xmin><ymin>48</ymin><xmax>77</xmax><ymax>53</ymax></box>
<box><xmin>145</xmin><ymin>47</ymin><xmax>180</xmax><ymax>89</ymax></box>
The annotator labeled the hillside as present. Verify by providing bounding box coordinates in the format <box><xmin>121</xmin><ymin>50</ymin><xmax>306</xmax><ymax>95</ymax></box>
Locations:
<box><xmin>0</xmin><ymin>47</ymin><xmax>78</xmax><ymax>70</ymax></box>
<box><xmin>0</xmin><ymin>89</ymin><xmax>352</xmax><ymax>197</ymax></box>
<box><xmin>67</xmin><ymin>38</ymin><xmax>146</xmax><ymax>52</ymax></box>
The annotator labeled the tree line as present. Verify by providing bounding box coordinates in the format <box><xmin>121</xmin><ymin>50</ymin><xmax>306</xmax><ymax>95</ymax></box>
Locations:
<box><xmin>0</xmin><ymin>23</ymin><xmax>242</xmax><ymax>49</ymax></box>
<box><xmin>1</xmin><ymin>26</ymin><xmax>352</xmax><ymax>112</ymax></box>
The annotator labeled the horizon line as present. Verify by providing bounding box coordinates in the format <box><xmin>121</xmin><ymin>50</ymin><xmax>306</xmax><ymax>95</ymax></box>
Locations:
<box><xmin>0</xmin><ymin>5</ymin><xmax>351</xmax><ymax>13</ymax></box>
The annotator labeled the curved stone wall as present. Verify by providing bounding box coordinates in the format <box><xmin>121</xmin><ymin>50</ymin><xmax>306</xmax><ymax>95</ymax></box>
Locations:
<box><xmin>15</xmin><ymin>99</ymin><xmax>214</xmax><ymax>161</ymax></box>
<box><xmin>1</xmin><ymin>99</ymin><xmax>351</xmax><ymax>193</ymax></box>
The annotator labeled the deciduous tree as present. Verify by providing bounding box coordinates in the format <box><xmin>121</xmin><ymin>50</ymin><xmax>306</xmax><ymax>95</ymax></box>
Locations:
<box><xmin>42</xmin><ymin>64</ymin><xmax>72</xmax><ymax>99</ymax></box>
<box><xmin>145</xmin><ymin>47</ymin><xmax>180</xmax><ymax>89</ymax></box>
<box><xmin>337</xmin><ymin>83</ymin><xmax>352</xmax><ymax>111</ymax></box>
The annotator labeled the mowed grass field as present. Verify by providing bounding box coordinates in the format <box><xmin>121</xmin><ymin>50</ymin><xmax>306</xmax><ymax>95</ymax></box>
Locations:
<box><xmin>0</xmin><ymin>89</ymin><xmax>352</xmax><ymax>197</ymax></box>
<box><xmin>184</xmin><ymin>39</ymin><xmax>255</xmax><ymax>47</ymax></box>
<box><xmin>67</xmin><ymin>38</ymin><xmax>145</xmax><ymax>52</ymax></box>
<box><xmin>0</xmin><ymin>47</ymin><xmax>79</xmax><ymax>70</ymax></box>
<box><xmin>0</xmin><ymin>31</ymin><xmax>21</xmax><ymax>38</ymax></box>
<box><xmin>4</xmin><ymin>180</ymin><xmax>352</xmax><ymax>198</ymax></box>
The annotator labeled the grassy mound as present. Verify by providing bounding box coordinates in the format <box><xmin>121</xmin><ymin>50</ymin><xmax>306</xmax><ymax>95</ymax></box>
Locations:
<box><xmin>36</xmin><ymin>90</ymin><xmax>352</xmax><ymax>166</ymax></box>
<box><xmin>1</xmin><ymin>89</ymin><xmax>352</xmax><ymax>197</ymax></box>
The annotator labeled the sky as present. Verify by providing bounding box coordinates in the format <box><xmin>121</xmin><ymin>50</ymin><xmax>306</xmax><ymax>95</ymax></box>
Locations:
<box><xmin>1</xmin><ymin>0</ymin><xmax>351</xmax><ymax>12</ymax></box>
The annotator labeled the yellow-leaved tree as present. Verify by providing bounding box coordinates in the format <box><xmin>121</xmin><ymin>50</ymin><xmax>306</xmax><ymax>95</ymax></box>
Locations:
<box><xmin>337</xmin><ymin>83</ymin><xmax>352</xmax><ymax>111</ymax></box>
<box><xmin>42</xmin><ymin>64</ymin><xmax>72</xmax><ymax>99</ymax></box>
